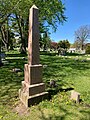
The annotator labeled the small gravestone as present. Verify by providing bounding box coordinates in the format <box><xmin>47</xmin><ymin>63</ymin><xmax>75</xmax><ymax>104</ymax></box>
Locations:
<box><xmin>70</xmin><ymin>90</ymin><xmax>80</xmax><ymax>103</ymax></box>
<box><xmin>81</xmin><ymin>59</ymin><xmax>86</xmax><ymax>62</ymax></box>
<box><xmin>12</xmin><ymin>68</ymin><xmax>21</xmax><ymax>73</ymax></box>
<box><xmin>87</xmin><ymin>58</ymin><xmax>90</xmax><ymax>60</ymax></box>
<box><xmin>74</xmin><ymin>58</ymin><xmax>79</xmax><ymax>61</ymax></box>
<box><xmin>50</xmin><ymin>80</ymin><xmax>57</xmax><ymax>88</ymax></box>
<box><xmin>43</xmin><ymin>65</ymin><xmax>48</xmax><ymax>68</ymax></box>
<box><xmin>22</xmin><ymin>57</ymin><xmax>27</xmax><ymax>61</ymax></box>
<box><xmin>0</xmin><ymin>53</ymin><xmax>5</xmax><ymax>60</ymax></box>
<box><xmin>19</xmin><ymin>5</ymin><xmax>48</xmax><ymax>107</ymax></box>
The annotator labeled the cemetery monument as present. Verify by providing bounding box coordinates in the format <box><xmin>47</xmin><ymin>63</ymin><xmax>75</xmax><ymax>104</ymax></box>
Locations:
<box><xmin>19</xmin><ymin>5</ymin><xmax>48</xmax><ymax>107</ymax></box>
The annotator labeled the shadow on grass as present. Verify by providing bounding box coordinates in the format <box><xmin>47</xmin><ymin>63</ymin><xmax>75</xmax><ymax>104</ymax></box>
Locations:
<box><xmin>41</xmin><ymin>53</ymin><xmax>90</xmax><ymax>99</ymax></box>
<box><xmin>66</xmin><ymin>52</ymin><xmax>85</xmax><ymax>56</ymax></box>
<box><xmin>40</xmin><ymin>51</ymin><xmax>57</xmax><ymax>56</ymax></box>
<box><xmin>0</xmin><ymin>51</ymin><xmax>90</xmax><ymax>107</ymax></box>
<box><xmin>6</xmin><ymin>53</ymin><xmax>27</xmax><ymax>57</ymax></box>
<box><xmin>47</xmin><ymin>85</ymin><xmax>74</xmax><ymax>100</ymax></box>
<box><xmin>37</xmin><ymin>105</ymin><xmax>90</xmax><ymax>120</ymax></box>
<box><xmin>0</xmin><ymin>54</ymin><xmax>27</xmax><ymax>105</ymax></box>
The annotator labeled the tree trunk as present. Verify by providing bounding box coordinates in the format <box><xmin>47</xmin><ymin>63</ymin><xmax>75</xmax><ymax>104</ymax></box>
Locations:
<box><xmin>16</xmin><ymin>14</ymin><xmax>26</xmax><ymax>54</ymax></box>
<box><xmin>1</xmin><ymin>25</ymin><xmax>9</xmax><ymax>51</ymax></box>
<box><xmin>0</xmin><ymin>26</ymin><xmax>3</xmax><ymax>67</ymax></box>
<box><xmin>0</xmin><ymin>43</ymin><xmax>2</xmax><ymax>66</ymax></box>
<box><xmin>6</xmin><ymin>19</ymin><xmax>9</xmax><ymax>51</ymax></box>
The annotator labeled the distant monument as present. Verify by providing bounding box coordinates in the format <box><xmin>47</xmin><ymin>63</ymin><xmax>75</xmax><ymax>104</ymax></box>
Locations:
<box><xmin>19</xmin><ymin>5</ymin><xmax>48</xmax><ymax>107</ymax></box>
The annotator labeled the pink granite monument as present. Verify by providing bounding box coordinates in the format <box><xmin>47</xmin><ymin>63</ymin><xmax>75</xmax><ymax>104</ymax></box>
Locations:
<box><xmin>19</xmin><ymin>5</ymin><xmax>48</xmax><ymax>107</ymax></box>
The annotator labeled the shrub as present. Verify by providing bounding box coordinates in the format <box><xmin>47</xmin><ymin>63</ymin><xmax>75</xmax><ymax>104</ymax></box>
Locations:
<box><xmin>85</xmin><ymin>45</ymin><xmax>90</xmax><ymax>54</ymax></box>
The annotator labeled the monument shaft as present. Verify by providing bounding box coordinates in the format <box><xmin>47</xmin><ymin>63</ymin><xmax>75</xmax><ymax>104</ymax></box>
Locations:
<box><xmin>28</xmin><ymin>6</ymin><xmax>40</xmax><ymax>65</ymax></box>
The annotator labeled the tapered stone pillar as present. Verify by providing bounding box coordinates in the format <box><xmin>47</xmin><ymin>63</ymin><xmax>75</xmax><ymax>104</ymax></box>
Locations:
<box><xmin>19</xmin><ymin>5</ymin><xmax>48</xmax><ymax>107</ymax></box>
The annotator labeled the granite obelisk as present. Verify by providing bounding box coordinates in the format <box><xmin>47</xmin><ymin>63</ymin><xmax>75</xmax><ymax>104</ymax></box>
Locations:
<box><xmin>19</xmin><ymin>5</ymin><xmax>48</xmax><ymax>107</ymax></box>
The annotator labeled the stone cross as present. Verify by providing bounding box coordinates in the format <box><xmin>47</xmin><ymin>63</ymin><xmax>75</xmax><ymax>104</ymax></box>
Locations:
<box><xmin>19</xmin><ymin>5</ymin><xmax>48</xmax><ymax>107</ymax></box>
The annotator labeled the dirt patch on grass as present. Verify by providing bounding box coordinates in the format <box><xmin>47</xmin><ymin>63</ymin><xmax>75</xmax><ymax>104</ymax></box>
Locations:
<box><xmin>13</xmin><ymin>101</ymin><xmax>30</xmax><ymax>116</ymax></box>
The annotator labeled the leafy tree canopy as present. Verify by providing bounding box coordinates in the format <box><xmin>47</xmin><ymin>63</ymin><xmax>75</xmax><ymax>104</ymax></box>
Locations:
<box><xmin>0</xmin><ymin>0</ymin><xmax>67</xmax><ymax>54</ymax></box>
<box><xmin>58</xmin><ymin>40</ymin><xmax>70</xmax><ymax>50</ymax></box>
<box><xmin>0</xmin><ymin>0</ymin><xmax>66</xmax><ymax>31</ymax></box>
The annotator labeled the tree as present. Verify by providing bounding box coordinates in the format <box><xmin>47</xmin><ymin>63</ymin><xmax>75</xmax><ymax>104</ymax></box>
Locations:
<box><xmin>58</xmin><ymin>40</ymin><xmax>70</xmax><ymax>50</ymax></box>
<box><xmin>42</xmin><ymin>32</ymin><xmax>51</xmax><ymax>51</ymax></box>
<box><xmin>0</xmin><ymin>26</ymin><xmax>2</xmax><ymax>66</ymax></box>
<box><xmin>58</xmin><ymin>40</ymin><xmax>70</xmax><ymax>55</ymax></box>
<box><xmin>0</xmin><ymin>0</ymin><xmax>21</xmax><ymax>66</ymax></box>
<box><xmin>85</xmin><ymin>43</ymin><xmax>90</xmax><ymax>54</ymax></box>
<box><xmin>50</xmin><ymin>41</ymin><xmax>58</xmax><ymax>51</ymax></box>
<box><xmin>74</xmin><ymin>25</ymin><xmax>90</xmax><ymax>50</ymax></box>
<box><xmin>1</xmin><ymin>0</ymin><xmax>67</xmax><ymax>53</ymax></box>
<box><xmin>1</xmin><ymin>19</ymin><xmax>10</xmax><ymax>50</ymax></box>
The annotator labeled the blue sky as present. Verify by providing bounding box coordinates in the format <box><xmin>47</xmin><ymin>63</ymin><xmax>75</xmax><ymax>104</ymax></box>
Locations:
<box><xmin>50</xmin><ymin>0</ymin><xmax>90</xmax><ymax>43</ymax></box>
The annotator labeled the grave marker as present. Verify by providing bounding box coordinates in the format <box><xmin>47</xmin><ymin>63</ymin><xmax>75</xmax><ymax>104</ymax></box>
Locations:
<box><xmin>70</xmin><ymin>90</ymin><xmax>80</xmax><ymax>103</ymax></box>
<box><xmin>19</xmin><ymin>5</ymin><xmax>48</xmax><ymax>107</ymax></box>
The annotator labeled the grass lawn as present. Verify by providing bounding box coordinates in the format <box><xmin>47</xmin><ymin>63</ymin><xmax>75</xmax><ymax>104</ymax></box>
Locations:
<box><xmin>0</xmin><ymin>50</ymin><xmax>90</xmax><ymax>120</ymax></box>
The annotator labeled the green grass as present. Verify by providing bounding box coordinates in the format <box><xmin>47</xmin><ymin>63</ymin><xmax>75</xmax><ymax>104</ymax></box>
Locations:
<box><xmin>0</xmin><ymin>50</ymin><xmax>90</xmax><ymax>120</ymax></box>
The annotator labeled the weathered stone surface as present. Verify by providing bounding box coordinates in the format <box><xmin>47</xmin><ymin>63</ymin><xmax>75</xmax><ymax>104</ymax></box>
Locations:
<box><xmin>29</xmin><ymin>64</ymin><xmax>42</xmax><ymax>84</ymax></box>
<box><xmin>19</xmin><ymin>89</ymin><xmax>48</xmax><ymax>107</ymax></box>
<box><xmin>21</xmin><ymin>81</ymin><xmax>45</xmax><ymax>96</ymax></box>
<box><xmin>70</xmin><ymin>90</ymin><xmax>80</xmax><ymax>103</ymax></box>
<box><xmin>24</xmin><ymin>64</ymin><xmax>29</xmax><ymax>83</ymax></box>
<box><xmin>24</xmin><ymin>64</ymin><xmax>42</xmax><ymax>84</ymax></box>
<box><xmin>27</xmin><ymin>92</ymin><xmax>48</xmax><ymax>107</ymax></box>
<box><xmin>28</xmin><ymin>5</ymin><xmax>40</xmax><ymax>65</ymax></box>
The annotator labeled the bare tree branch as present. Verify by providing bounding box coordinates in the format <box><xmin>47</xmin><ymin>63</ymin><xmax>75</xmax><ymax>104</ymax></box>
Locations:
<box><xmin>74</xmin><ymin>25</ymin><xmax>90</xmax><ymax>50</ymax></box>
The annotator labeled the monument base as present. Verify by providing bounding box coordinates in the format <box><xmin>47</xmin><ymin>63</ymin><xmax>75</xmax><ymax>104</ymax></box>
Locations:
<box><xmin>19</xmin><ymin>88</ymin><xmax>48</xmax><ymax>107</ymax></box>
<box><xmin>19</xmin><ymin>81</ymin><xmax>48</xmax><ymax>107</ymax></box>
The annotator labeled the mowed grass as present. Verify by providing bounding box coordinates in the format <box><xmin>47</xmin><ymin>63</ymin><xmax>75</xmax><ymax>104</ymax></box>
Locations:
<box><xmin>0</xmin><ymin>50</ymin><xmax>90</xmax><ymax>120</ymax></box>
